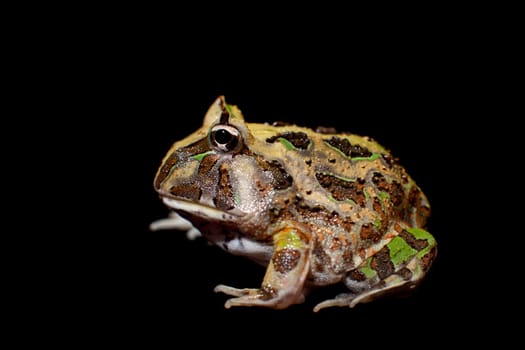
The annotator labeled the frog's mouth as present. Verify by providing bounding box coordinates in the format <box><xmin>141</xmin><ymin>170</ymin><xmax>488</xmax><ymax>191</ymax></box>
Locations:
<box><xmin>161</xmin><ymin>196</ymin><xmax>244</xmax><ymax>222</ymax></box>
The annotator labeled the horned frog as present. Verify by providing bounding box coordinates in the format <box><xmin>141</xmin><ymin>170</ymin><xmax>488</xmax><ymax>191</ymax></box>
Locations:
<box><xmin>151</xmin><ymin>96</ymin><xmax>437</xmax><ymax>311</ymax></box>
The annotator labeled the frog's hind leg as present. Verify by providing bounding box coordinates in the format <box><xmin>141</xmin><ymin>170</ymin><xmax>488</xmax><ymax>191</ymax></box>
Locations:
<box><xmin>313</xmin><ymin>227</ymin><xmax>437</xmax><ymax>312</ymax></box>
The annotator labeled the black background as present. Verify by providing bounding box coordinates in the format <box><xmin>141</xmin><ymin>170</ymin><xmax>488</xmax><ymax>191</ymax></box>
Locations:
<box><xmin>22</xmin><ymin>10</ymin><xmax>508</xmax><ymax>346</ymax></box>
<box><xmin>86</xmin><ymin>62</ymin><xmax>471</xmax><ymax>342</ymax></box>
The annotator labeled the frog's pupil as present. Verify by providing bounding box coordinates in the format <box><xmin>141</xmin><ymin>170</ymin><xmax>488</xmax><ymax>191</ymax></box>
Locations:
<box><xmin>215</xmin><ymin>129</ymin><xmax>233</xmax><ymax>145</ymax></box>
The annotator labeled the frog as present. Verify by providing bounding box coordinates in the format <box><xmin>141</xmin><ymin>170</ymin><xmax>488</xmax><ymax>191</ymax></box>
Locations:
<box><xmin>151</xmin><ymin>96</ymin><xmax>437</xmax><ymax>311</ymax></box>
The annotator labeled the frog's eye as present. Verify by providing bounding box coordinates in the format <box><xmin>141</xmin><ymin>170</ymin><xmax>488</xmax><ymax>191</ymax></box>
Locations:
<box><xmin>209</xmin><ymin>125</ymin><xmax>242</xmax><ymax>153</ymax></box>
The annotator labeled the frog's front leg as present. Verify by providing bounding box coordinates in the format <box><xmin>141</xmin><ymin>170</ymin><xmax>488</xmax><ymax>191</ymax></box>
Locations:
<box><xmin>214</xmin><ymin>224</ymin><xmax>312</xmax><ymax>309</ymax></box>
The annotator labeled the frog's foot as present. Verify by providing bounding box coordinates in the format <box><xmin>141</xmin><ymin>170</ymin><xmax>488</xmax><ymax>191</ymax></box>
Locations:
<box><xmin>313</xmin><ymin>274</ymin><xmax>413</xmax><ymax>312</ymax></box>
<box><xmin>214</xmin><ymin>284</ymin><xmax>305</xmax><ymax>309</ymax></box>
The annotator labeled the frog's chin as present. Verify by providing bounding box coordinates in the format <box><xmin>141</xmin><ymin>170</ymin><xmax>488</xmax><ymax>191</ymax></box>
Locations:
<box><xmin>161</xmin><ymin>197</ymin><xmax>244</xmax><ymax>222</ymax></box>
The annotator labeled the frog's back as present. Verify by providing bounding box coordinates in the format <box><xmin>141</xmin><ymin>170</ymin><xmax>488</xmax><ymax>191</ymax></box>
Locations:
<box><xmin>245</xmin><ymin>122</ymin><xmax>432</xmax><ymax>282</ymax></box>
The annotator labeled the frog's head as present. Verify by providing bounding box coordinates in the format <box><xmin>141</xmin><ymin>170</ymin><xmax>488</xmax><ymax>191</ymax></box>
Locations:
<box><xmin>153</xmin><ymin>96</ymin><xmax>279</xmax><ymax>231</ymax></box>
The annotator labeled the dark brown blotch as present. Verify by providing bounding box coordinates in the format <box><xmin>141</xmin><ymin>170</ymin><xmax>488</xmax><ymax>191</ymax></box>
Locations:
<box><xmin>262</xmin><ymin>160</ymin><xmax>293</xmax><ymax>190</ymax></box>
<box><xmin>420</xmin><ymin>246</ymin><xmax>437</xmax><ymax>272</ymax></box>
<box><xmin>399</xmin><ymin>230</ymin><xmax>429</xmax><ymax>251</ymax></box>
<box><xmin>408</xmin><ymin>187</ymin><xmax>431</xmax><ymax>226</ymax></box>
<box><xmin>397</xmin><ymin>267</ymin><xmax>413</xmax><ymax>281</ymax></box>
<box><xmin>371</xmin><ymin>247</ymin><xmax>395</xmax><ymax>280</ymax></box>
<box><xmin>154</xmin><ymin>153</ymin><xmax>179</xmax><ymax>190</ymax></box>
<box><xmin>197</xmin><ymin>154</ymin><xmax>219</xmax><ymax>176</ymax></box>
<box><xmin>373</xmin><ymin>198</ymin><xmax>388</xmax><ymax>231</ymax></box>
<box><xmin>312</xmin><ymin>240</ymin><xmax>331</xmax><ymax>273</ymax></box>
<box><xmin>296</xmin><ymin>205</ymin><xmax>354</xmax><ymax>233</ymax></box>
<box><xmin>325</xmin><ymin>137</ymin><xmax>372</xmax><ymax>158</ymax></box>
<box><xmin>348</xmin><ymin>269</ymin><xmax>367</xmax><ymax>282</ymax></box>
<box><xmin>272</xmin><ymin>248</ymin><xmax>301</xmax><ymax>274</ymax></box>
<box><xmin>389</xmin><ymin>181</ymin><xmax>405</xmax><ymax>207</ymax></box>
<box><xmin>266</xmin><ymin>132</ymin><xmax>311</xmax><ymax>150</ymax></box>
<box><xmin>214</xmin><ymin>166</ymin><xmax>235</xmax><ymax>210</ymax></box>
<box><xmin>169</xmin><ymin>184</ymin><xmax>202</xmax><ymax>201</ymax></box>
<box><xmin>360</xmin><ymin>223</ymin><xmax>383</xmax><ymax>243</ymax></box>
<box><xmin>342</xmin><ymin>249</ymin><xmax>354</xmax><ymax>269</ymax></box>
<box><xmin>316</xmin><ymin>173</ymin><xmax>366</xmax><ymax>206</ymax></box>
<box><xmin>373</xmin><ymin>173</ymin><xmax>406</xmax><ymax>209</ymax></box>
<box><xmin>372</xmin><ymin>172</ymin><xmax>389</xmax><ymax>192</ymax></box>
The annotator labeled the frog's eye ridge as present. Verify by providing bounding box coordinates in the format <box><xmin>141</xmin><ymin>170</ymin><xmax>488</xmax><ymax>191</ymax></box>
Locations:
<box><xmin>209</xmin><ymin>124</ymin><xmax>241</xmax><ymax>152</ymax></box>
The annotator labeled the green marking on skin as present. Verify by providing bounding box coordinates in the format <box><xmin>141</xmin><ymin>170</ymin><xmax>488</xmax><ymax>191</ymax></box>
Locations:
<box><xmin>363</xmin><ymin>188</ymin><xmax>371</xmax><ymax>202</ymax></box>
<box><xmin>406</xmin><ymin>227</ymin><xmax>437</xmax><ymax>259</ymax></box>
<box><xmin>324</xmin><ymin>142</ymin><xmax>349</xmax><ymax>158</ymax></box>
<box><xmin>327</xmin><ymin>194</ymin><xmax>338</xmax><ymax>202</ymax></box>
<box><xmin>327</xmin><ymin>194</ymin><xmax>357</xmax><ymax>206</ymax></box>
<box><xmin>407</xmin><ymin>227</ymin><xmax>434</xmax><ymax>242</ymax></box>
<box><xmin>277</xmin><ymin>137</ymin><xmax>311</xmax><ymax>151</ymax></box>
<box><xmin>190</xmin><ymin>150</ymin><xmax>215</xmax><ymax>162</ymax></box>
<box><xmin>378</xmin><ymin>191</ymin><xmax>390</xmax><ymax>201</ymax></box>
<box><xmin>345</xmin><ymin>198</ymin><xmax>357</xmax><ymax>206</ymax></box>
<box><xmin>278</xmin><ymin>137</ymin><xmax>297</xmax><ymax>150</ymax></box>
<box><xmin>388</xmin><ymin>236</ymin><xmax>417</xmax><ymax>269</ymax></box>
<box><xmin>276</xmin><ymin>229</ymin><xmax>305</xmax><ymax>250</ymax></box>
<box><xmin>413</xmin><ymin>259</ymin><xmax>423</xmax><ymax>278</ymax></box>
<box><xmin>357</xmin><ymin>256</ymin><xmax>377</xmax><ymax>278</ymax></box>
<box><xmin>225</xmin><ymin>104</ymin><xmax>235</xmax><ymax>118</ymax></box>
<box><xmin>333</xmin><ymin>173</ymin><xmax>356</xmax><ymax>182</ymax></box>
<box><xmin>373</xmin><ymin>217</ymin><xmax>382</xmax><ymax>230</ymax></box>
<box><xmin>319</xmin><ymin>171</ymin><xmax>356</xmax><ymax>183</ymax></box>
<box><xmin>376</xmin><ymin>191</ymin><xmax>390</xmax><ymax>214</ymax></box>
<box><xmin>234</xmin><ymin>192</ymin><xmax>241</xmax><ymax>206</ymax></box>
<box><xmin>360</xmin><ymin>264</ymin><xmax>377</xmax><ymax>279</ymax></box>
<box><xmin>352</xmin><ymin>153</ymin><xmax>381</xmax><ymax>162</ymax></box>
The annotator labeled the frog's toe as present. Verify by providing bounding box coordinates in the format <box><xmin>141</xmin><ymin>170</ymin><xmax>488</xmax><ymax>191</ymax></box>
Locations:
<box><xmin>223</xmin><ymin>296</ymin><xmax>261</xmax><ymax>309</ymax></box>
<box><xmin>214</xmin><ymin>285</ymin><xmax>260</xmax><ymax>309</ymax></box>
<box><xmin>214</xmin><ymin>286</ymin><xmax>271</xmax><ymax>308</ymax></box>
<box><xmin>313</xmin><ymin>293</ymin><xmax>356</xmax><ymax>312</ymax></box>
<box><xmin>214</xmin><ymin>284</ymin><xmax>253</xmax><ymax>297</ymax></box>
<box><xmin>215</xmin><ymin>284</ymin><xmax>305</xmax><ymax>309</ymax></box>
